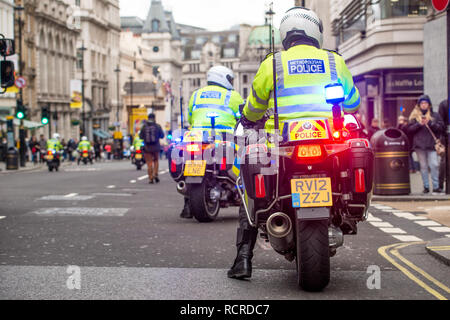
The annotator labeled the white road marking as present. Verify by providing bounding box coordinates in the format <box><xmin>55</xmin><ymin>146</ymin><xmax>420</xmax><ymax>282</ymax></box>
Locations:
<box><xmin>106</xmin><ymin>185</ymin><xmax>116</xmax><ymax>189</ymax></box>
<box><xmin>92</xmin><ymin>193</ymin><xmax>132</xmax><ymax>197</ymax></box>
<box><xmin>428</xmin><ymin>226</ymin><xmax>450</xmax><ymax>233</ymax></box>
<box><xmin>137</xmin><ymin>175</ymin><xmax>148</xmax><ymax>181</ymax></box>
<box><xmin>159</xmin><ymin>169</ymin><xmax>169</xmax><ymax>175</ymax></box>
<box><xmin>32</xmin><ymin>208</ymin><xmax>128</xmax><ymax>217</ymax></box>
<box><xmin>64</xmin><ymin>168</ymin><xmax>99</xmax><ymax>172</ymax></box>
<box><xmin>64</xmin><ymin>193</ymin><xmax>78</xmax><ymax>198</ymax></box>
<box><xmin>393</xmin><ymin>212</ymin><xmax>427</xmax><ymax>220</ymax></box>
<box><xmin>446</xmin><ymin>235</ymin><xmax>450</xmax><ymax>238</ymax></box>
<box><xmin>379</xmin><ymin>227</ymin><xmax>407</xmax><ymax>234</ymax></box>
<box><xmin>130</xmin><ymin>180</ymin><xmax>137</xmax><ymax>184</ymax></box>
<box><xmin>0</xmin><ymin>216</ymin><xmax>6</xmax><ymax>220</ymax></box>
<box><xmin>372</xmin><ymin>205</ymin><xmax>393</xmax><ymax>210</ymax></box>
<box><xmin>391</xmin><ymin>235</ymin><xmax>423</xmax><ymax>242</ymax></box>
<box><xmin>38</xmin><ymin>195</ymin><xmax>94</xmax><ymax>201</ymax></box>
<box><xmin>369</xmin><ymin>221</ymin><xmax>394</xmax><ymax>228</ymax></box>
<box><xmin>366</xmin><ymin>213</ymin><xmax>382</xmax><ymax>222</ymax></box>
<box><xmin>414</xmin><ymin>220</ymin><xmax>441</xmax><ymax>227</ymax></box>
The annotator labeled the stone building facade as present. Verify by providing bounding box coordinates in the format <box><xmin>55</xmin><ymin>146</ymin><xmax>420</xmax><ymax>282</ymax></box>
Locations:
<box><xmin>75</xmin><ymin>0</ymin><xmax>120</xmax><ymax>141</ymax></box>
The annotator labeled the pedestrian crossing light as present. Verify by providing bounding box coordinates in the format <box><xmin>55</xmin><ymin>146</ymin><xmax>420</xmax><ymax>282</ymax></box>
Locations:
<box><xmin>41</xmin><ymin>106</ymin><xmax>49</xmax><ymax>125</ymax></box>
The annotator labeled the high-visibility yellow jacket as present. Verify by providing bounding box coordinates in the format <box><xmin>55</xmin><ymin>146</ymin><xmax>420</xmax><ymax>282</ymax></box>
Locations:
<box><xmin>133</xmin><ymin>137</ymin><xmax>144</xmax><ymax>150</ymax></box>
<box><xmin>77</xmin><ymin>140</ymin><xmax>91</xmax><ymax>151</ymax></box>
<box><xmin>46</xmin><ymin>139</ymin><xmax>63</xmax><ymax>152</ymax></box>
<box><xmin>188</xmin><ymin>85</ymin><xmax>244</xmax><ymax>134</ymax></box>
<box><xmin>243</xmin><ymin>44</ymin><xmax>360</xmax><ymax>132</ymax></box>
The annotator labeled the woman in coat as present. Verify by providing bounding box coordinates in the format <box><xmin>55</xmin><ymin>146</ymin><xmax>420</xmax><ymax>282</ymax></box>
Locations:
<box><xmin>407</xmin><ymin>95</ymin><xmax>445</xmax><ymax>194</ymax></box>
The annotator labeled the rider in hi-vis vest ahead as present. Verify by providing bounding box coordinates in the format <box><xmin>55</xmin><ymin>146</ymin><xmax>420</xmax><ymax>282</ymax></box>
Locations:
<box><xmin>227</xmin><ymin>6</ymin><xmax>361</xmax><ymax>280</ymax></box>
<box><xmin>179</xmin><ymin>66</ymin><xmax>244</xmax><ymax>219</ymax></box>
<box><xmin>188</xmin><ymin>66</ymin><xmax>244</xmax><ymax>135</ymax></box>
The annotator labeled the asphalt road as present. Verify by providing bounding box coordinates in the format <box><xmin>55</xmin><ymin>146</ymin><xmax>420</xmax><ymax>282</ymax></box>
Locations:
<box><xmin>0</xmin><ymin>160</ymin><xmax>449</xmax><ymax>300</ymax></box>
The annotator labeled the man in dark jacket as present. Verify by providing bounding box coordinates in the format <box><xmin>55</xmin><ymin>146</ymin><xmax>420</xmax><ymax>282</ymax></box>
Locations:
<box><xmin>407</xmin><ymin>95</ymin><xmax>445</xmax><ymax>194</ymax></box>
<box><xmin>438</xmin><ymin>99</ymin><xmax>449</xmax><ymax>190</ymax></box>
<box><xmin>140</xmin><ymin>114</ymin><xmax>164</xmax><ymax>184</ymax></box>
<box><xmin>367</xmin><ymin>118</ymin><xmax>380</xmax><ymax>141</ymax></box>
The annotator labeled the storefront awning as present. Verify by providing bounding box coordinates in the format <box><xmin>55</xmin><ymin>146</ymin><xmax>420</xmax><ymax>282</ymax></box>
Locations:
<box><xmin>0</xmin><ymin>116</ymin><xmax>45</xmax><ymax>129</ymax></box>
<box><xmin>93</xmin><ymin>129</ymin><xmax>112</xmax><ymax>139</ymax></box>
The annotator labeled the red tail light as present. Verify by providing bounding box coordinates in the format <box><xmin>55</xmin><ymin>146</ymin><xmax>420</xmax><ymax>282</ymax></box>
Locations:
<box><xmin>293</xmin><ymin>144</ymin><xmax>324</xmax><ymax>164</ymax></box>
<box><xmin>255</xmin><ymin>174</ymin><xmax>266</xmax><ymax>198</ymax></box>
<box><xmin>355</xmin><ymin>169</ymin><xmax>365</xmax><ymax>193</ymax></box>
<box><xmin>83</xmin><ymin>150</ymin><xmax>88</xmax><ymax>154</ymax></box>
<box><xmin>220</xmin><ymin>157</ymin><xmax>227</xmax><ymax>171</ymax></box>
<box><xmin>48</xmin><ymin>151</ymin><xmax>52</xmax><ymax>155</ymax></box>
<box><xmin>171</xmin><ymin>160</ymin><xmax>177</xmax><ymax>173</ymax></box>
<box><xmin>136</xmin><ymin>149</ymin><xmax>142</xmax><ymax>154</ymax></box>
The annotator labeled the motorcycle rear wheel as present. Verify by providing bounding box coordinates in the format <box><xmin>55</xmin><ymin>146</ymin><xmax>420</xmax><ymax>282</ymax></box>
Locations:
<box><xmin>296</xmin><ymin>219</ymin><xmax>330</xmax><ymax>292</ymax></box>
<box><xmin>189</xmin><ymin>181</ymin><xmax>220</xmax><ymax>223</ymax></box>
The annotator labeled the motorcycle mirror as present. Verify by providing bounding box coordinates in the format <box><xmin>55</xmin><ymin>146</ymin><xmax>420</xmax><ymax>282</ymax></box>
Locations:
<box><xmin>1</xmin><ymin>60</ymin><xmax>15</xmax><ymax>88</ymax></box>
<box><xmin>343</xmin><ymin>114</ymin><xmax>361</xmax><ymax>132</ymax></box>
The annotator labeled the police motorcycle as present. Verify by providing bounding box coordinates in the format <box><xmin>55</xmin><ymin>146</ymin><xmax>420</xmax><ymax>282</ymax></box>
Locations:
<box><xmin>77</xmin><ymin>147</ymin><xmax>93</xmax><ymax>165</ymax></box>
<box><xmin>169</xmin><ymin>113</ymin><xmax>241</xmax><ymax>223</ymax></box>
<box><xmin>46</xmin><ymin>149</ymin><xmax>61</xmax><ymax>172</ymax></box>
<box><xmin>131</xmin><ymin>144</ymin><xmax>145</xmax><ymax>171</ymax></box>
<box><xmin>235</xmin><ymin>83</ymin><xmax>374</xmax><ymax>291</ymax></box>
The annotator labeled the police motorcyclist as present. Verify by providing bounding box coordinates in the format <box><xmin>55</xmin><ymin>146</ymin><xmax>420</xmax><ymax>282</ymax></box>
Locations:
<box><xmin>46</xmin><ymin>133</ymin><xmax>63</xmax><ymax>153</ymax></box>
<box><xmin>179</xmin><ymin>66</ymin><xmax>244</xmax><ymax>219</ymax></box>
<box><xmin>77</xmin><ymin>136</ymin><xmax>93</xmax><ymax>164</ymax></box>
<box><xmin>131</xmin><ymin>134</ymin><xmax>144</xmax><ymax>163</ymax></box>
<box><xmin>227</xmin><ymin>7</ymin><xmax>361</xmax><ymax>280</ymax></box>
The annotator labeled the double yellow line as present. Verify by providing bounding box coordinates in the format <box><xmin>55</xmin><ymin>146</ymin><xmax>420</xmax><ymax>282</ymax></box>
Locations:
<box><xmin>378</xmin><ymin>242</ymin><xmax>450</xmax><ymax>300</ymax></box>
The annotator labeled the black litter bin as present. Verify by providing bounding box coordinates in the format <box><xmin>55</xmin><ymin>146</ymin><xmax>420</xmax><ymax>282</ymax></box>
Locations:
<box><xmin>370</xmin><ymin>128</ymin><xmax>410</xmax><ymax>195</ymax></box>
<box><xmin>6</xmin><ymin>147</ymin><xmax>19</xmax><ymax>170</ymax></box>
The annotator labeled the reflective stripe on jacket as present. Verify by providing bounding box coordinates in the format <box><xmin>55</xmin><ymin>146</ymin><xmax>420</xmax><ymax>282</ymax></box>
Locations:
<box><xmin>243</xmin><ymin>44</ymin><xmax>360</xmax><ymax>131</ymax></box>
<box><xmin>77</xmin><ymin>141</ymin><xmax>91</xmax><ymax>150</ymax></box>
<box><xmin>46</xmin><ymin>139</ymin><xmax>62</xmax><ymax>151</ymax></box>
<box><xmin>188</xmin><ymin>85</ymin><xmax>244</xmax><ymax>133</ymax></box>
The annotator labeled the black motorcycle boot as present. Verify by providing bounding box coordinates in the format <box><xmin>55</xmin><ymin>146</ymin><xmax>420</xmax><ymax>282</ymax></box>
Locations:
<box><xmin>180</xmin><ymin>198</ymin><xmax>193</xmax><ymax>219</ymax></box>
<box><xmin>227</xmin><ymin>227</ymin><xmax>258</xmax><ymax>279</ymax></box>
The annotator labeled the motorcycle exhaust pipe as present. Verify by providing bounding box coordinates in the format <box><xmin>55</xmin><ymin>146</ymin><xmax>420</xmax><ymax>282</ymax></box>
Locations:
<box><xmin>176</xmin><ymin>181</ymin><xmax>187</xmax><ymax>195</ymax></box>
<box><xmin>266</xmin><ymin>212</ymin><xmax>294</xmax><ymax>253</ymax></box>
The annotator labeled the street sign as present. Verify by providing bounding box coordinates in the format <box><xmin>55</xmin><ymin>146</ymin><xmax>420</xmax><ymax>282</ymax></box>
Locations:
<box><xmin>432</xmin><ymin>0</ymin><xmax>450</xmax><ymax>12</ymax></box>
<box><xmin>14</xmin><ymin>76</ymin><xmax>26</xmax><ymax>89</ymax></box>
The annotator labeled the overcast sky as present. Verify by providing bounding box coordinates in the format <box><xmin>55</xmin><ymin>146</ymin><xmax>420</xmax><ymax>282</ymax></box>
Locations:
<box><xmin>119</xmin><ymin>0</ymin><xmax>296</xmax><ymax>31</ymax></box>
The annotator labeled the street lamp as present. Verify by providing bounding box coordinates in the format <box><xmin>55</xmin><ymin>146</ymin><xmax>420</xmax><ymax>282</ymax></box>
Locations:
<box><xmin>114</xmin><ymin>65</ymin><xmax>121</xmax><ymax>129</ymax></box>
<box><xmin>265</xmin><ymin>3</ymin><xmax>275</xmax><ymax>53</ymax></box>
<box><xmin>14</xmin><ymin>5</ymin><xmax>25</xmax><ymax>167</ymax></box>
<box><xmin>77</xmin><ymin>42</ymin><xmax>87</xmax><ymax>139</ymax></box>
<box><xmin>129</xmin><ymin>74</ymin><xmax>134</xmax><ymax>109</ymax></box>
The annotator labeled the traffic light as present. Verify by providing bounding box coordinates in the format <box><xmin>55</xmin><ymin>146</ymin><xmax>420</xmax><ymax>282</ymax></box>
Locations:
<box><xmin>41</xmin><ymin>106</ymin><xmax>49</xmax><ymax>125</ymax></box>
<box><xmin>15</xmin><ymin>100</ymin><xmax>26</xmax><ymax>119</ymax></box>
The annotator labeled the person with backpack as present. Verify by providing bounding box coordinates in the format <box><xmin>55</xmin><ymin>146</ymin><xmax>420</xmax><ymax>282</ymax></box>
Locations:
<box><xmin>140</xmin><ymin>114</ymin><xmax>164</xmax><ymax>184</ymax></box>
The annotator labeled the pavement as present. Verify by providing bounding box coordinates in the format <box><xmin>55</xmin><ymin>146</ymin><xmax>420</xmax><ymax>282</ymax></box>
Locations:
<box><xmin>0</xmin><ymin>160</ymin><xmax>449</xmax><ymax>300</ymax></box>
<box><xmin>372</xmin><ymin>171</ymin><xmax>450</xmax><ymax>270</ymax></box>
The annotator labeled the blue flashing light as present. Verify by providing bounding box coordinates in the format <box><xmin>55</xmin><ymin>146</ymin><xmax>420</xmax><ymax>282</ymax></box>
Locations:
<box><xmin>325</xmin><ymin>83</ymin><xmax>345</xmax><ymax>105</ymax></box>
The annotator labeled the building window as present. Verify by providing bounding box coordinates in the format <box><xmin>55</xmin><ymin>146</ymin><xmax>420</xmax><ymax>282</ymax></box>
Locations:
<box><xmin>243</xmin><ymin>74</ymin><xmax>248</xmax><ymax>84</ymax></box>
<box><xmin>228</xmin><ymin>34</ymin><xmax>237</xmax><ymax>42</ymax></box>
<box><xmin>76</xmin><ymin>51</ymin><xmax>83</xmax><ymax>69</ymax></box>
<box><xmin>373</xmin><ymin>0</ymin><xmax>428</xmax><ymax>20</ymax></box>
<box><xmin>75</xmin><ymin>0</ymin><xmax>81</xmax><ymax>6</ymax></box>
<box><xmin>223</xmin><ymin>48</ymin><xmax>236</xmax><ymax>58</ymax></box>
<box><xmin>243</xmin><ymin>87</ymin><xmax>248</xmax><ymax>98</ymax></box>
<box><xmin>153</xmin><ymin>46</ymin><xmax>159</xmax><ymax>53</ymax></box>
<box><xmin>191</xmin><ymin>50</ymin><xmax>201</xmax><ymax>60</ymax></box>
<box><xmin>152</xmin><ymin>19</ymin><xmax>160</xmax><ymax>32</ymax></box>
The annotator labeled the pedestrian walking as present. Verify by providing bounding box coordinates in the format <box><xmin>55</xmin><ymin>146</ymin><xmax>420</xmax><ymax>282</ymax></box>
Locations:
<box><xmin>438</xmin><ymin>99</ymin><xmax>449</xmax><ymax>190</ymax></box>
<box><xmin>94</xmin><ymin>140</ymin><xmax>101</xmax><ymax>161</ymax></box>
<box><xmin>38</xmin><ymin>134</ymin><xmax>47</xmax><ymax>163</ymax></box>
<box><xmin>407</xmin><ymin>95</ymin><xmax>445</xmax><ymax>194</ymax></box>
<box><xmin>28</xmin><ymin>135</ymin><xmax>39</xmax><ymax>165</ymax></box>
<box><xmin>398</xmin><ymin>115</ymin><xmax>418</xmax><ymax>173</ymax></box>
<box><xmin>140</xmin><ymin>113</ymin><xmax>164</xmax><ymax>184</ymax></box>
<box><xmin>104</xmin><ymin>143</ymin><xmax>112</xmax><ymax>160</ymax></box>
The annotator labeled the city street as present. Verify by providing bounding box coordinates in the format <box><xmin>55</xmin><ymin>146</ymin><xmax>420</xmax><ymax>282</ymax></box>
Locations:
<box><xmin>0</xmin><ymin>160</ymin><xmax>449</xmax><ymax>300</ymax></box>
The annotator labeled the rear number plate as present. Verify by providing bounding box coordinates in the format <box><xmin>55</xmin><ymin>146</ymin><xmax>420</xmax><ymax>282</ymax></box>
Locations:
<box><xmin>291</xmin><ymin>178</ymin><xmax>332</xmax><ymax>208</ymax></box>
<box><xmin>184</xmin><ymin>160</ymin><xmax>207</xmax><ymax>177</ymax></box>
<box><xmin>135</xmin><ymin>154</ymin><xmax>142</xmax><ymax>160</ymax></box>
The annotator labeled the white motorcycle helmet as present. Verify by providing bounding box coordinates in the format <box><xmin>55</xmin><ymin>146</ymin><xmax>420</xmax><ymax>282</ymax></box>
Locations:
<box><xmin>207</xmin><ymin>66</ymin><xmax>234</xmax><ymax>90</ymax></box>
<box><xmin>82</xmin><ymin>136</ymin><xmax>88</xmax><ymax>141</ymax></box>
<box><xmin>53</xmin><ymin>133</ymin><xmax>60</xmax><ymax>140</ymax></box>
<box><xmin>280</xmin><ymin>7</ymin><xmax>324</xmax><ymax>50</ymax></box>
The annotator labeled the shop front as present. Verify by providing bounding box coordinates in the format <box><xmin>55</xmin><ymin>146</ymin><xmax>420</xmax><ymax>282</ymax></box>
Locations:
<box><xmin>354</xmin><ymin>69</ymin><xmax>423</xmax><ymax>129</ymax></box>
